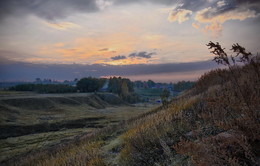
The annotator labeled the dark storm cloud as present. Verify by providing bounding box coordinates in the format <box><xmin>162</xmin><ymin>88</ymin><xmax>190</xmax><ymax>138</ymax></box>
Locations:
<box><xmin>0</xmin><ymin>0</ymin><xmax>99</xmax><ymax>21</ymax></box>
<box><xmin>111</xmin><ymin>55</ymin><xmax>126</xmax><ymax>60</ymax></box>
<box><xmin>128</xmin><ymin>52</ymin><xmax>156</xmax><ymax>59</ymax></box>
<box><xmin>0</xmin><ymin>57</ymin><xmax>218</xmax><ymax>81</ymax></box>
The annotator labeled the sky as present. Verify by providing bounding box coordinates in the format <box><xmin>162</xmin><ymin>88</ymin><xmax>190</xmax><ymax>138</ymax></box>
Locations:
<box><xmin>0</xmin><ymin>0</ymin><xmax>259</xmax><ymax>82</ymax></box>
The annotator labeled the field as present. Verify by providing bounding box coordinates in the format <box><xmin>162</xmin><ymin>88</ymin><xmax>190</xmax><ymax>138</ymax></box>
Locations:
<box><xmin>135</xmin><ymin>88</ymin><xmax>178</xmax><ymax>103</ymax></box>
<box><xmin>0</xmin><ymin>92</ymin><xmax>157</xmax><ymax>164</ymax></box>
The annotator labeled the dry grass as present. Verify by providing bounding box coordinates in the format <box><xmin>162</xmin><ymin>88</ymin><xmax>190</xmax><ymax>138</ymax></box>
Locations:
<box><xmin>0</xmin><ymin>128</ymin><xmax>93</xmax><ymax>163</ymax></box>
<box><xmin>0</xmin><ymin>93</ymin><xmax>156</xmax><ymax>165</ymax></box>
<box><xmin>115</xmin><ymin>47</ymin><xmax>260</xmax><ymax>165</ymax></box>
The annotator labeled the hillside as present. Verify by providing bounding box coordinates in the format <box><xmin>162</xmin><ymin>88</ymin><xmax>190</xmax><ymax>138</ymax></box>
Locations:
<box><xmin>0</xmin><ymin>93</ymin><xmax>156</xmax><ymax>164</ymax></box>
<box><xmin>2</xmin><ymin>44</ymin><xmax>259</xmax><ymax>166</ymax></box>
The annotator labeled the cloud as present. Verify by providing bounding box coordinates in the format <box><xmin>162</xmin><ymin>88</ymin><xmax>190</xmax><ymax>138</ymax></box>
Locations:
<box><xmin>168</xmin><ymin>9</ymin><xmax>193</xmax><ymax>23</ymax></box>
<box><xmin>129</xmin><ymin>51</ymin><xmax>156</xmax><ymax>59</ymax></box>
<box><xmin>96</xmin><ymin>0</ymin><xmax>114</xmax><ymax>10</ymax></box>
<box><xmin>195</xmin><ymin>6</ymin><xmax>258</xmax><ymax>24</ymax></box>
<box><xmin>111</xmin><ymin>55</ymin><xmax>127</xmax><ymax>60</ymax></box>
<box><xmin>0</xmin><ymin>50</ymin><xmax>41</xmax><ymax>62</ymax></box>
<box><xmin>203</xmin><ymin>21</ymin><xmax>223</xmax><ymax>37</ymax></box>
<box><xmin>45</xmin><ymin>21</ymin><xmax>80</xmax><ymax>30</ymax></box>
<box><xmin>0</xmin><ymin>0</ymin><xmax>99</xmax><ymax>21</ymax></box>
<box><xmin>98</xmin><ymin>48</ymin><xmax>109</xmax><ymax>52</ymax></box>
<box><xmin>193</xmin><ymin>4</ymin><xmax>259</xmax><ymax>37</ymax></box>
<box><xmin>0</xmin><ymin>58</ymin><xmax>218</xmax><ymax>82</ymax></box>
<box><xmin>114</xmin><ymin>0</ymin><xmax>176</xmax><ymax>6</ymax></box>
<box><xmin>174</xmin><ymin>0</ymin><xmax>260</xmax><ymax>13</ymax></box>
<box><xmin>161</xmin><ymin>0</ymin><xmax>259</xmax><ymax>37</ymax></box>
<box><xmin>192</xmin><ymin>22</ymin><xmax>200</xmax><ymax>29</ymax></box>
<box><xmin>115</xmin><ymin>0</ymin><xmax>213</xmax><ymax>12</ymax></box>
<box><xmin>1</xmin><ymin>0</ymin><xmax>259</xmax><ymax>22</ymax></box>
<box><xmin>159</xmin><ymin>0</ymin><xmax>260</xmax><ymax>37</ymax></box>
<box><xmin>217</xmin><ymin>0</ymin><xmax>226</xmax><ymax>8</ymax></box>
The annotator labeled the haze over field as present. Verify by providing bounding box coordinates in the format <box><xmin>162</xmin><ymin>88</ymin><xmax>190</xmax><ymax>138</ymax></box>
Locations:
<box><xmin>0</xmin><ymin>0</ymin><xmax>260</xmax><ymax>81</ymax></box>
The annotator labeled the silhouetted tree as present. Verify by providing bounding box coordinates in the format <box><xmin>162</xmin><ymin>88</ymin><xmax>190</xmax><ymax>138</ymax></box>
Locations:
<box><xmin>76</xmin><ymin>77</ymin><xmax>105</xmax><ymax>92</ymax></box>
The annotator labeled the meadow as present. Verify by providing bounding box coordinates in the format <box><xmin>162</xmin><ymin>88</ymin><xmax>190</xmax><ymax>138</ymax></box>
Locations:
<box><xmin>0</xmin><ymin>92</ymin><xmax>157</xmax><ymax>164</ymax></box>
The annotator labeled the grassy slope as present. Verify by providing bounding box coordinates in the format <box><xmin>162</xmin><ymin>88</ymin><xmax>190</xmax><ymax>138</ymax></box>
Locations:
<box><xmin>115</xmin><ymin>62</ymin><xmax>260</xmax><ymax>166</ymax></box>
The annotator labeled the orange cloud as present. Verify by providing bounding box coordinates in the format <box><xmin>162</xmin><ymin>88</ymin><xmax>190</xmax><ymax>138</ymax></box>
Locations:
<box><xmin>195</xmin><ymin>7</ymin><xmax>257</xmax><ymax>23</ymax></box>
<box><xmin>95</xmin><ymin>57</ymin><xmax>154</xmax><ymax>65</ymax></box>
<box><xmin>203</xmin><ymin>22</ymin><xmax>223</xmax><ymax>37</ymax></box>
<box><xmin>49</xmin><ymin>32</ymin><xmax>169</xmax><ymax>64</ymax></box>
<box><xmin>168</xmin><ymin>9</ymin><xmax>192</xmax><ymax>23</ymax></box>
<box><xmin>54</xmin><ymin>43</ymin><xmax>65</xmax><ymax>47</ymax></box>
<box><xmin>194</xmin><ymin>6</ymin><xmax>258</xmax><ymax>37</ymax></box>
<box><xmin>45</xmin><ymin>21</ymin><xmax>80</xmax><ymax>30</ymax></box>
<box><xmin>192</xmin><ymin>22</ymin><xmax>200</xmax><ymax>29</ymax></box>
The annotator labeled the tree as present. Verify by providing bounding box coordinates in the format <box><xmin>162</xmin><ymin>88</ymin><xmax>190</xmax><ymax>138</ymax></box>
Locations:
<box><xmin>124</xmin><ymin>78</ymin><xmax>134</xmax><ymax>92</ymax></box>
<box><xmin>76</xmin><ymin>77</ymin><xmax>104</xmax><ymax>92</ymax></box>
<box><xmin>173</xmin><ymin>81</ymin><xmax>195</xmax><ymax>92</ymax></box>
<box><xmin>147</xmin><ymin>80</ymin><xmax>155</xmax><ymax>88</ymax></box>
<box><xmin>108</xmin><ymin>77</ymin><xmax>134</xmax><ymax>96</ymax></box>
<box><xmin>120</xmin><ymin>80</ymin><xmax>129</xmax><ymax>98</ymax></box>
<box><xmin>160</xmin><ymin>88</ymin><xmax>170</xmax><ymax>107</ymax></box>
<box><xmin>108</xmin><ymin>77</ymin><xmax>121</xmax><ymax>94</ymax></box>
<box><xmin>134</xmin><ymin>81</ymin><xmax>144</xmax><ymax>88</ymax></box>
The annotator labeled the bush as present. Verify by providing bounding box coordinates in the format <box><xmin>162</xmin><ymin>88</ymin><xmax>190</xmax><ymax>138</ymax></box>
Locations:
<box><xmin>122</xmin><ymin>93</ymin><xmax>141</xmax><ymax>104</ymax></box>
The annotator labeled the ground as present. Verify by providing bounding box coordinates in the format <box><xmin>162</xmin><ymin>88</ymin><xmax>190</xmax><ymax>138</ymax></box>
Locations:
<box><xmin>0</xmin><ymin>91</ymin><xmax>158</xmax><ymax>164</ymax></box>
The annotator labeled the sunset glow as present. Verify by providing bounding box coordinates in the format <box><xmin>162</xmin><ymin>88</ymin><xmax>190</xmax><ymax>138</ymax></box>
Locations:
<box><xmin>0</xmin><ymin>0</ymin><xmax>259</xmax><ymax>81</ymax></box>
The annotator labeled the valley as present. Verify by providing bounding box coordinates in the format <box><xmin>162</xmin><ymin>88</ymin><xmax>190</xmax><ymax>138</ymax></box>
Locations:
<box><xmin>0</xmin><ymin>92</ymin><xmax>157</xmax><ymax>164</ymax></box>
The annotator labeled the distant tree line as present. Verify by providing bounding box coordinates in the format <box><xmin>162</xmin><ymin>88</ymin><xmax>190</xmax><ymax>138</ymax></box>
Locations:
<box><xmin>76</xmin><ymin>76</ymin><xmax>139</xmax><ymax>103</ymax></box>
<box><xmin>9</xmin><ymin>77</ymin><xmax>195</xmax><ymax>95</ymax></box>
<box><xmin>34</xmin><ymin>78</ymin><xmax>78</xmax><ymax>86</ymax></box>
<box><xmin>9</xmin><ymin>84</ymin><xmax>76</xmax><ymax>93</ymax></box>
<box><xmin>134</xmin><ymin>80</ymin><xmax>156</xmax><ymax>88</ymax></box>
<box><xmin>134</xmin><ymin>80</ymin><xmax>195</xmax><ymax>92</ymax></box>
<box><xmin>76</xmin><ymin>77</ymin><xmax>106</xmax><ymax>92</ymax></box>
<box><xmin>173</xmin><ymin>81</ymin><xmax>195</xmax><ymax>92</ymax></box>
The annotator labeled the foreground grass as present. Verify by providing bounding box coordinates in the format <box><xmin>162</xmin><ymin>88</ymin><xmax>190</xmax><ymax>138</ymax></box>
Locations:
<box><xmin>0</xmin><ymin>104</ymin><xmax>154</xmax><ymax>164</ymax></box>
<box><xmin>0</xmin><ymin>128</ymin><xmax>93</xmax><ymax>163</ymax></box>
